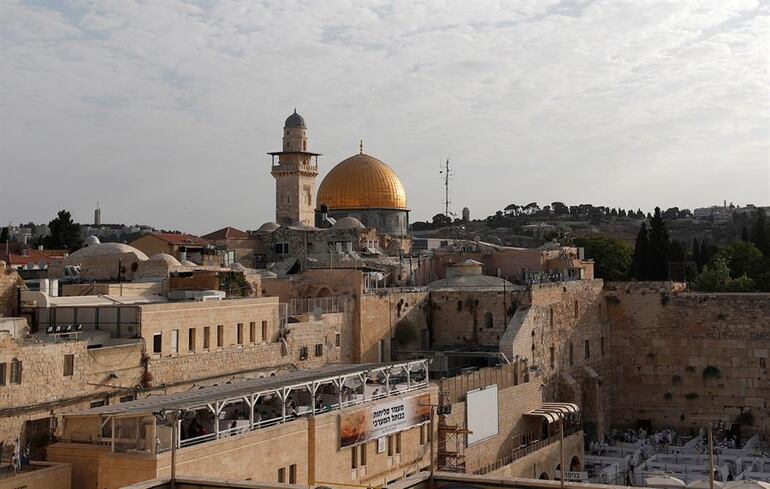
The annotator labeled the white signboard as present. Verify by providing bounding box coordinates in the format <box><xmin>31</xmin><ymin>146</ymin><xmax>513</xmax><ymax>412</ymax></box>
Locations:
<box><xmin>556</xmin><ymin>470</ymin><xmax>588</xmax><ymax>481</ymax></box>
<box><xmin>466</xmin><ymin>384</ymin><xmax>498</xmax><ymax>445</ymax></box>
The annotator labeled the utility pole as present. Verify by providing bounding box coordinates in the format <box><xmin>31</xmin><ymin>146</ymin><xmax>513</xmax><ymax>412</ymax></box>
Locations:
<box><xmin>693</xmin><ymin>415</ymin><xmax>719</xmax><ymax>489</ymax></box>
<box><xmin>559</xmin><ymin>415</ymin><xmax>565</xmax><ymax>489</ymax></box>
<box><xmin>171</xmin><ymin>409</ymin><xmax>178</xmax><ymax>489</ymax></box>
<box><xmin>439</xmin><ymin>159</ymin><xmax>453</xmax><ymax>218</ymax></box>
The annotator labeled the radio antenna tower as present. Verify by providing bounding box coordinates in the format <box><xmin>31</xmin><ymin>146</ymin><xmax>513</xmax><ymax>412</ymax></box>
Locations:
<box><xmin>439</xmin><ymin>158</ymin><xmax>454</xmax><ymax>218</ymax></box>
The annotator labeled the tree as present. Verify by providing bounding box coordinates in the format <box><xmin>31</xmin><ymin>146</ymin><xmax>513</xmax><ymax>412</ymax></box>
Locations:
<box><xmin>0</xmin><ymin>227</ymin><xmax>8</xmax><ymax>243</ymax></box>
<box><xmin>663</xmin><ymin>207</ymin><xmax>680</xmax><ymax>220</ymax></box>
<box><xmin>691</xmin><ymin>238</ymin><xmax>702</xmax><ymax>271</ymax></box>
<box><xmin>43</xmin><ymin>210</ymin><xmax>82</xmax><ymax>251</ymax></box>
<box><xmin>694</xmin><ymin>256</ymin><xmax>732</xmax><ymax>292</ymax></box>
<box><xmin>750</xmin><ymin>208</ymin><xmax>769</xmax><ymax>256</ymax></box>
<box><xmin>632</xmin><ymin>223</ymin><xmax>649</xmax><ymax>280</ymax></box>
<box><xmin>713</xmin><ymin>241</ymin><xmax>764</xmax><ymax>280</ymax></box>
<box><xmin>647</xmin><ymin>207</ymin><xmax>671</xmax><ymax>280</ymax></box>
<box><xmin>741</xmin><ymin>226</ymin><xmax>749</xmax><ymax>242</ymax></box>
<box><xmin>574</xmin><ymin>235</ymin><xmax>633</xmax><ymax>281</ymax></box>
<box><xmin>551</xmin><ymin>202</ymin><xmax>569</xmax><ymax>216</ymax></box>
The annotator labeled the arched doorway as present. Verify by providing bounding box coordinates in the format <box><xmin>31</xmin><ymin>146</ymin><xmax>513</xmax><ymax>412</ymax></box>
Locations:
<box><xmin>570</xmin><ymin>456</ymin><xmax>582</xmax><ymax>471</ymax></box>
<box><xmin>539</xmin><ymin>473</ymin><xmax>549</xmax><ymax>480</ymax></box>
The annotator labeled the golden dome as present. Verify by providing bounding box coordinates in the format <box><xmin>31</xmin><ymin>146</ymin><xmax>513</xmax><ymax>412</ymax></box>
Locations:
<box><xmin>317</xmin><ymin>153</ymin><xmax>408</xmax><ymax>210</ymax></box>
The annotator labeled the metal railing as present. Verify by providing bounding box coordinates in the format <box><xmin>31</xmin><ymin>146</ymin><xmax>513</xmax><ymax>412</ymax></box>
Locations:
<box><xmin>473</xmin><ymin>428</ymin><xmax>582</xmax><ymax>475</ymax></box>
<box><xmin>287</xmin><ymin>296</ymin><xmax>343</xmax><ymax>316</ymax></box>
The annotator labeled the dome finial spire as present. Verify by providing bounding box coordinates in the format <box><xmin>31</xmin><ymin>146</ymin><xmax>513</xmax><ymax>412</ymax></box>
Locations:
<box><xmin>359</xmin><ymin>139</ymin><xmax>363</xmax><ymax>154</ymax></box>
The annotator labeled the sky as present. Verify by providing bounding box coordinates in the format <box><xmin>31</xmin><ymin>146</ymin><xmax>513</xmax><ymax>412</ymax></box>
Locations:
<box><xmin>1</xmin><ymin>0</ymin><xmax>768</xmax><ymax>235</ymax></box>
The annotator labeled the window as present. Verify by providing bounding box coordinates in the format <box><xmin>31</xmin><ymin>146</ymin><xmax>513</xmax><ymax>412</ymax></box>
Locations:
<box><xmin>550</xmin><ymin>307</ymin><xmax>554</xmax><ymax>327</ymax></box>
<box><xmin>90</xmin><ymin>399</ymin><xmax>105</xmax><ymax>408</ymax></box>
<box><xmin>63</xmin><ymin>354</ymin><xmax>74</xmax><ymax>376</ymax></box>
<box><xmin>275</xmin><ymin>243</ymin><xmax>289</xmax><ymax>255</ymax></box>
<box><xmin>315</xmin><ymin>344</ymin><xmax>323</xmax><ymax>357</ymax></box>
<box><xmin>484</xmin><ymin>312</ymin><xmax>494</xmax><ymax>329</ymax></box>
<box><xmin>760</xmin><ymin>357</ymin><xmax>767</xmax><ymax>369</ymax></box>
<box><xmin>277</xmin><ymin>467</ymin><xmax>286</xmax><ymax>483</ymax></box>
<box><xmin>237</xmin><ymin>323</ymin><xmax>244</xmax><ymax>345</ymax></box>
<box><xmin>299</xmin><ymin>346</ymin><xmax>308</xmax><ymax>360</ymax></box>
<box><xmin>351</xmin><ymin>446</ymin><xmax>358</xmax><ymax>469</ymax></box>
<box><xmin>217</xmin><ymin>324</ymin><xmax>224</xmax><ymax>348</ymax></box>
<box><xmin>574</xmin><ymin>300</ymin><xmax>579</xmax><ymax>318</ymax></box>
<box><xmin>396</xmin><ymin>432</ymin><xmax>402</xmax><ymax>454</ymax></box>
<box><xmin>420</xmin><ymin>424</ymin><xmax>426</xmax><ymax>445</ymax></box>
<box><xmin>171</xmin><ymin>329</ymin><xmax>179</xmax><ymax>354</ymax></box>
<box><xmin>120</xmin><ymin>395</ymin><xmax>135</xmax><ymax>403</ymax></box>
<box><xmin>584</xmin><ymin>339</ymin><xmax>590</xmax><ymax>360</ymax></box>
<box><xmin>600</xmin><ymin>336</ymin><xmax>605</xmax><ymax>357</ymax></box>
<box><xmin>360</xmin><ymin>443</ymin><xmax>367</xmax><ymax>466</ymax></box>
<box><xmin>203</xmin><ymin>326</ymin><xmax>211</xmax><ymax>349</ymax></box>
<box><xmin>0</xmin><ymin>363</ymin><xmax>6</xmax><ymax>386</ymax></box>
<box><xmin>152</xmin><ymin>332</ymin><xmax>162</xmax><ymax>354</ymax></box>
<box><xmin>569</xmin><ymin>343</ymin><xmax>574</xmax><ymax>366</ymax></box>
<box><xmin>250</xmin><ymin>322</ymin><xmax>256</xmax><ymax>343</ymax></box>
<box><xmin>549</xmin><ymin>346</ymin><xmax>555</xmax><ymax>369</ymax></box>
<box><xmin>388</xmin><ymin>435</ymin><xmax>394</xmax><ymax>456</ymax></box>
<box><xmin>262</xmin><ymin>320</ymin><xmax>268</xmax><ymax>341</ymax></box>
<box><xmin>289</xmin><ymin>464</ymin><xmax>297</xmax><ymax>484</ymax></box>
<box><xmin>335</xmin><ymin>332</ymin><xmax>341</xmax><ymax>347</ymax></box>
<box><xmin>188</xmin><ymin>328</ymin><xmax>196</xmax><ymax>352</ymax></box>
<box><xmin>378</xmin><ymin>340</ymin><xmax>385</xmax><ymax>362</ymax></box>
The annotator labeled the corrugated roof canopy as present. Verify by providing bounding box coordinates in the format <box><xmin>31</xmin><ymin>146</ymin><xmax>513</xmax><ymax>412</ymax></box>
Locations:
<box><xmin>71</xmin><ymin>361</ymin><xmax>428</xmax><ymax>417</ymax></box>
<box><xmin>524</xmin><ymin>402</ymin><xmax>580</xmax><ymax>423</ymax></box>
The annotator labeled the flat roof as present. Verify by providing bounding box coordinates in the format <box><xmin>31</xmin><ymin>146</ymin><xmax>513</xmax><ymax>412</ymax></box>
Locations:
<box><xmin>76</xmin><ymin>360</ymin><xmax>428</xmax><ymax>417</ymax></box>
<box><xmin>45</xmin><ymin>294</ymin><xmax>168</xmax><ymax>307</ymax></box>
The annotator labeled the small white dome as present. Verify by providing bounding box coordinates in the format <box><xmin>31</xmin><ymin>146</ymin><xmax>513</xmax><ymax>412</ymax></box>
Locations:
<box><xmin>84</xmin><ymin>236</ymin><xmax>101</xmax><ymax>247</ymax></box>
<box><xmin>333</xmin><ymin>216</ymin><xmax>365</xmax><ymax>229</ymax></box>
<box><xmin>257</xmin><ymin>222</ymin><xmax>281</xmax><ymax>233</ymax></box>
<box><xmin>148</xmin><ymin>253</ymin><xmax>182</xmax><ymax>267</ymax></box>
<box><xmin>65</xmin><ymin>242</ymin><xmax>149</xmax><ymax>265</ymax></box>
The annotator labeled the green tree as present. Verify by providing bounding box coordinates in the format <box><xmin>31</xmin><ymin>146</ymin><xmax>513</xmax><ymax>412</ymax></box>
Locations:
<box><xmin>0</xmin><ymin>227</ymin><xmax>8</xmax><ymax>243</ymax></box>
<box><xmin>695</xmin><ymin>256</ymin><xmax>731</xmax><ymax>291</ymax></box>
<box><xmin>631</xmin><ymin>223</ymin><xmax>649</xmax><ymax>280</ymax></box>
<box><xmin>43</xmin><ymin>210</ymin><xmax>83</xmax><ymax>251</ymax></box>
<box><xmin>647</xmin><ymin>207</ymin><xmax>671</xmax><ymax>280</ymax></box>
<box><xmin>551</xmin><ymin>202</ymin><xmax>569</xmax><ymax>215</ymax></box>
<box><xmin>750</xmin><ymin>208</ymin><xmax>769</xmax><ymax>256</ymax></box>
<box><xmin>714</xmin><ymin>241</ymin><xmax>764</xmax><ymax>280</ymax></box>
<box><xmin>574</xmin><ymin>235</ymin><xmax>633</xmax><ymax>281</ymax></box>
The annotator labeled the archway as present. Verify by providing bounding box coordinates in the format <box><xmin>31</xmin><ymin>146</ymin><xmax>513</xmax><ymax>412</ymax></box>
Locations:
<box><xmin>539</xmin><ymin>473</ymin><xmax>549</xmax><ymax>480</ymax></box>
<box><xmin>315</xmin><ymin>287</ymin><xmax>332</xmax><ymax>298</ymax></box>
<box><xmin>570</xmin><ymin>456</ymin><xmax>581</xmax><ymax>471</ymax></box>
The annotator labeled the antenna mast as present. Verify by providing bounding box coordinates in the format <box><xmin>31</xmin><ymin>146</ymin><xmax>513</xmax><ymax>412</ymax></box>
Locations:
<box><xmin>439</xmin><ymin>158</ymin><xmax>453</xmax><ymax>217</ymax></box>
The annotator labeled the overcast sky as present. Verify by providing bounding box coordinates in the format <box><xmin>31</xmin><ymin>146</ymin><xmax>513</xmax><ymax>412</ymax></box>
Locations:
<box><xmin>1</xmin><ymin>0</ymin><xmax>768</xmax><ymax>234</ymax></box>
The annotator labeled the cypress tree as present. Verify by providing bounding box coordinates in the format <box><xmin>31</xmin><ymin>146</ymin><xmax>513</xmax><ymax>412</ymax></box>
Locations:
<box><xmin>647</xmin><ymin>207</ymin><xmax>670</xmax><ymax>280</ymax></box>
<box><xmin>751</xmin><ymin>208</ymin><xmax>769</xmax><ymax>256</ymax></box>
<box><xmin>632</xmin><ymin>223</ymin><xmax>649</xmax><ymax>280</ymax></box>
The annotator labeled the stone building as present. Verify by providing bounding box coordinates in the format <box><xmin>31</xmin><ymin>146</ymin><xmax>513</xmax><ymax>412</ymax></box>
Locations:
<box><xmin>130</xmin><ymin>233</ymin><xmax>219</xmax><ymax>265</ymax></box>
<box><xmin>269</xmin><ymin>109</ymin><xmax>321</xmax><ymax>227</ymax></box>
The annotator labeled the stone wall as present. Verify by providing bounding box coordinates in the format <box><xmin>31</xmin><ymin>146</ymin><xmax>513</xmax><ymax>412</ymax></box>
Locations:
<box><xmin>0</xmin><ymin>267</ymin><xmax>24</xmax><ymax>317</ymax></box>
<box><xmin>430</xmin><ymin>290</ymin><xmax>522</xmax><ymax>349</ymax></box>
<box><xmin>485</xmin><ymin>432</ymin><xmax>584</xmax><ymax>480</ymax></box>
<box><xmin>360</xmin><ymin>291</ymin><xmax>429</xmax><ymax>363</ymax></box>
<box><xmin>605</xmin><ymin>282</ymin><xmax>770</xmax><ymax>435</ymax></box>
<box><xmin>0</xmin><ymin>336</ymin><xmax>144</xmax><ymax>446</ymax></box>
<box><xmin>500</xmin><ymin>280</ymin><xmax>611</xmax><ymax>441</ymax></box>
<box><xmin>0</xmin><ymin>461</ymin><xmax>71</xmax><ymax>489</ymax></box>
<box><xmin>440</xmin><ymin>371</ymin><xmax>546</xmax><ymax>474</ymax></box>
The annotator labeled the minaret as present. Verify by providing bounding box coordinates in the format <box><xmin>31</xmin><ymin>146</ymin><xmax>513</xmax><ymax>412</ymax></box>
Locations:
<box><xmin>269</xmin><ymin>109</ymin><xmax>321</xmax><ymax>226</ymax></box>
<box><xmin>94</xmin><ymin>203</ymin><xmax>101</xmax><ymax>226</ymax></box>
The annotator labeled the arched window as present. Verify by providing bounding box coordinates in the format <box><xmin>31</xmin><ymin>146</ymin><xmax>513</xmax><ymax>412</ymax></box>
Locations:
<box><xmin>303</xmin><ymin>141</ymin><xmax>307</xmax><ymax>151</ymax></box>
<box><xmin>484</xmin><ymin>312</ymin><xmax>493</xmax><ymax>329</ymax></box>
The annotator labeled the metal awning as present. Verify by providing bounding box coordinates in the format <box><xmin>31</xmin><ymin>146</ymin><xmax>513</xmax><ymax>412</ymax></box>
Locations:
<box><xmin>525</xmin><ymin>402</ymin><xmax>580</xmax><ymax>423</ymax></box>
